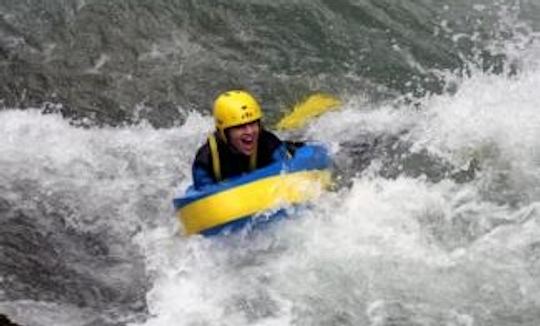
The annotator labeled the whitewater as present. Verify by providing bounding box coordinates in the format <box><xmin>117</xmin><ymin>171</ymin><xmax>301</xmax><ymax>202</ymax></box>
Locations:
<box><xmin>2</xmin><ymin>1</ymin><xmax>540</xmax><ymax>325</ymax></box>
<box><xmin>1</xmin><ymin>38</ymin><xmax>539</xmax><ymax>325</ymax></box>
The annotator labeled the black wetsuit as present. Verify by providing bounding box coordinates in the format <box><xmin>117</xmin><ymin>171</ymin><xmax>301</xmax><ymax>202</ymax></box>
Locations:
<box><xmin>191</xmin><ymin>129</ymin><xmax>290</xmax><ymax>189</ymax></box>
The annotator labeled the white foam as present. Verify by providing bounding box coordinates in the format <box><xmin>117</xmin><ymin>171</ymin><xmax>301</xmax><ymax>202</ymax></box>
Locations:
<box><xmin>3</xmin><ymin>27</ymin><xmax>540</xmax><ymax>326</ymax></box>
<box><xmin>134</xmin><ymin>34</ymin><xmax>540</xmax><ymax>326</ymax></box>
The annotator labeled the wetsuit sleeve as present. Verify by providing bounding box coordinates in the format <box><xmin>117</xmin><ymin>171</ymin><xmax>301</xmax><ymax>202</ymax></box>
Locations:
<box><xmin>284</xmin><ymin>141</ymin><xmax>305</xmax><ymax>155</ymax></box>
<box><xmin>192</xmin><ymin>163</ymin><xmax>215</xmax><ymax>190</ymax></box>
<box><xmin>272</xmin><ymin>141</ymin><xmax>306</xmax><ymax>160</ymax></box>
<box><xmin>271</xmin><ymin>143</ymin><xmax>293</xmax><ymax>161</ymax></box>
<box><xmin>260</xmin><ymin>129</ymin><xmax>305</xmax><ymax>162</ymax></box>
<box><xmin>191</xmin><ymin>144</ymin><xmax>216</xmax><ymax>190</ymax></box>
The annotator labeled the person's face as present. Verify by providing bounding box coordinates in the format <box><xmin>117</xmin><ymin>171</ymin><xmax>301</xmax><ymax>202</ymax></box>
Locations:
<box><xmin>226</xmin><ymin>121</ymin><xmax>260</xmax><ymax>156</ymax></box>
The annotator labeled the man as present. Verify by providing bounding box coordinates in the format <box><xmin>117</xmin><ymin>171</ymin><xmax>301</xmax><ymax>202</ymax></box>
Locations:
<box><xmin>192</xmin><ymin>90</ymin><xmax>296</xmax><ymax>190</ymax></box>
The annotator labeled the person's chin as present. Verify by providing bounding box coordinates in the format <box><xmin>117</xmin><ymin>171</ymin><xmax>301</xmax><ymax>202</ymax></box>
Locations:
<box><xmin>241</xmin><ymin>146</ymin><xmax>255</xmax><ymax>156</ymax></box>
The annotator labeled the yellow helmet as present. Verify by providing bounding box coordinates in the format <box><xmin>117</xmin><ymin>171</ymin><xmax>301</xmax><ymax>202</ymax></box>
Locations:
<box><xmin>213</xmin><ymin>90</ymin><xmax>263</xmax><ymax>140</ymax></box>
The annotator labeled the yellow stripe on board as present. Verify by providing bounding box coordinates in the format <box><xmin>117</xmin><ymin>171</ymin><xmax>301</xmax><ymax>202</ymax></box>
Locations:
<box><xmin>178</xmin><ymin>170</ymin><xmax>331</xmax><ymax>235</ymax></box>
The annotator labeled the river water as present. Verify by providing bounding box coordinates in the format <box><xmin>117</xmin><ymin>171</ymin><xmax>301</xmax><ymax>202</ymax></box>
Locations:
<box><xmin>1</xmin><ymin>1</ymin><xmax>540</xmax><ymax>325</ymax></box>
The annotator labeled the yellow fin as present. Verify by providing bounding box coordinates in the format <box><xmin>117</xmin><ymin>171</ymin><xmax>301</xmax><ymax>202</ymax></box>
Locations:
<box><xmin>276</xmin><ymin>93</ymin><xmax>342</xmax><ymax>131</ymax></box>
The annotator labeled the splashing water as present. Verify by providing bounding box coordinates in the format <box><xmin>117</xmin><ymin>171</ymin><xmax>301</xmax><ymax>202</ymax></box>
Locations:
<box><xmin>129</xmin><ymin>44</ymin><xmax>540</xmax><ymax>326</ymax></box>
<box><xmin>1</xmin><ymin>2</ymin><xmax>540</xmax><ymax>326</ymax></box>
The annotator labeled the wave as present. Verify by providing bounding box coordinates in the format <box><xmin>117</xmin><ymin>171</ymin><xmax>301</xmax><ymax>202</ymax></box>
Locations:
<box><xmin>1</xmin><ymin>1</ymin><xmax>540</xmax><ymax>325</ymax></box>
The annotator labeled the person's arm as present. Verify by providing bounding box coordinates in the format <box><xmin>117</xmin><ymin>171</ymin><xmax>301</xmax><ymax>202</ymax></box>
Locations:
<box><xmin>191</xmin><ymin>144</ymin><xmax>216</xmax><ymax>190</ymax></box>
<box><xmin>192</xmin><ymin>162</ymin><xmax>215</xmax><ymax>190</ymax></box>
<box><xmin>284</xmin><ymin>141</ymin><xmax>305</xmax><ymax>155</ymax></box>
<box><xmin>271</xmin><ymin>141</ymin><xmax>305</xmax><ymax>161</ymax></box>
<box><xmin>260</xmin><ymin>129</ymin><xmax>303</xmax><ymax>162</ymax></box>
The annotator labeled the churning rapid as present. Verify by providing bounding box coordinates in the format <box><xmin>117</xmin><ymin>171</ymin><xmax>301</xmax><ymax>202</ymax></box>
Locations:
<box><xmin>1</xmin><ymin>1</ymin><xmax>540</xmax><ymax>325</ymax></box>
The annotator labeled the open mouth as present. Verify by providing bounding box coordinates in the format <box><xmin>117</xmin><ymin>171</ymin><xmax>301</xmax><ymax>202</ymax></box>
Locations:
<box><xmin>240</xmin><ymin>136</ymin><xmax>254</xmax><ymax>148</ymax></box>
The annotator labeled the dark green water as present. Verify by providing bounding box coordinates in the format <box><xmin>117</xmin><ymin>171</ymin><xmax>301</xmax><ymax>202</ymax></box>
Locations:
<box><xmin>1</xmin><ymin>1</ymin><xmax>540</xmax><ymax>326</ymax></box>
<box><xmin>1</xmin><ymin>0</ymin><xmax>534</xmax><ymax>125</ymax></box>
